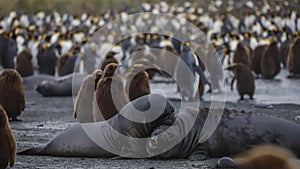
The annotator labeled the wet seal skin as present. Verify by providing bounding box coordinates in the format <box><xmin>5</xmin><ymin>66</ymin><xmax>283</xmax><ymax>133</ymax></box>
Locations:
<box><xmin>147</xmin><ymin>108</ymin><xmax>300</xmax><ymax>160</ymax></box>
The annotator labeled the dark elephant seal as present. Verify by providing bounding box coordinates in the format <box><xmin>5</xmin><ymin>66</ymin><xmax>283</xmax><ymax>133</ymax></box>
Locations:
<box><xmin>147</xmin><ymin>108</ymin><xmax>300</xmax><ymax>159</ymax></box>
<box><xmin>18</xmin><ymin>94</ymin><xmax>175</xmax><ymax>158</ymax></box>
<box><xmin>22</xmin><ymin>75</ymin><xmax>56</xmax><ymax>90</ymax></box>
<box><xmin>36</xmin><ymin>73</ymin><xmax>86</xmax><ymax>97</ymax></box>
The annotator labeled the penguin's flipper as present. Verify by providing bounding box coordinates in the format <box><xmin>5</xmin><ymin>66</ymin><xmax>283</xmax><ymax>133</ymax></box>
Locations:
<box><xmin>194</xmin><ymin>64</ymin><xmax>209</xmax><ymax>85</ymax></box>
<box><xmin>17</xmin><ymin>147</ymin><xmax>43</xmax><ymax>156</ymax></box>
<box><xmin>230</xmin><ymin>76</ymin><xmax>236</xmax><ymax>91</ymax></box>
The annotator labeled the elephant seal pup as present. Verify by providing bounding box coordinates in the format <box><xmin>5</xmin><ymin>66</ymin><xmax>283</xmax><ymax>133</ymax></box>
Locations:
<box><xmin>74</xmin><ymin>70</ymin><xmax>103</xmax><ymax>123</ymax></box>
<box><xmin>125</xmin><ymin>64</ymin><xmax>150</xmax><ymax>101</ymax></box>
<box><xmin>18</xmin><ymin>94</ymin><xmax>175</xmax><ymax>158</ymax></box>
<box><xmin>36</xmin><ymin>73</ymin><xmax>86</xmax><ymax>97</ymax></box>
<box><xmin>147</xmin><ymin>108</ymin><xmax>300</xmax><ymax>159</ymax></box>
<box><xmin>226</xmin><ymin>63</ymin><xmax>255</xmax><ymax>100</ymax></box>
<box><xmin>287</xmin><ymin>37</ymin><xmax>300</xmax><ymax>78</ymax></box>
<box><xmin>22</xmin><ymin>74</ymin><xmax>56</xmax><ymax>90</ymax></box>
<box><xmin>95</xmin><ymin>63</ymin><xmax>129</xmax><ymax>120</ymax></box>
<box><xmin>0</xmin><ymin>105</ymin><xmax>16</xmax><ymax>168</ymax></box>
<box><xmin>15</xmin><ymin>49</ymin><xmax>34</xmax><ymax>77</ymax></box>
<box><xmin>0</xmin><ymin>69</ymin><xmax>25</xmax><ymax>121</ymax></box>
<box><xmin>218</xmin><ymin>145</ymin><xmax>299</xmax><ymax>169</ymax></box>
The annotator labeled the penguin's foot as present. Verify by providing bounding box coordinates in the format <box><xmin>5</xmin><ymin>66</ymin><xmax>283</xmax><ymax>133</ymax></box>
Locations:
<box><xmin>11</xmin><ymin>117</ymin><xmax>22</xmax><ymax>121</ymax></box>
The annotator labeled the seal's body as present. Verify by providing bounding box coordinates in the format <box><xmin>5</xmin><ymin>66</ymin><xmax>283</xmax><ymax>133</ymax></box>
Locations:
<box><xmin>18</xmin><ymin>94</ymin><xmax>175</xmax><ymax>158</ymax></box>
<box><xmin>148</xmin><ymin>108</ymin><xmax>300</xmax><ymax>159</ymax></box>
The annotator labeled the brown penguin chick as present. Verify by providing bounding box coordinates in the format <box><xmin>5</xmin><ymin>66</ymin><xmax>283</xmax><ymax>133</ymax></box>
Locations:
<box><xmin>280</xmin><ymin>40</ymin><xmax>293</xmax><ymax>68</ymax></box>
<box><xmin>131</xmin><ymin>47</ymin><xmax>158</xmax><ymax>79</ymax></box>
<box><xmin>287</xmin><ymin>37</ymin><xmax>300</xmax><ymax>77</ymax></box>
<box><xmin>15</xmin><ymin>49</ymin><xmax>34</xmax><ymax>77</ymax></box>
<box><xmin>0</xmin><ymin>105</ymin><xmax>16</xmax><ymax>169</ymax></box>
<box><xmin>125</xmin><ymin>64</ymin><xmax>150</xmax><ymax>101</ymax></box>
<box><xmin>233</xmin><ymin>42</ymin><xmax>252</xmax><ymax>69</ymax></box>
<box><xmin>197</xmin><ymin>80</ymin><xmax>205</xmax><ymax>99</ymax></box>
<box><xmin>0</xmin><ymin>69</ymin><xmax>25</xmax><ymax>121</ymax></box>
<box><xmin>100</xmin><ymin>51</ymin><xmax>119</xmax><ymax>71</ymax></box>
<box><xmin>74</xmin><ymin>69</ymin><xmax>103</xmax><ymax>123</ymax></box>
<box><xmin>226</xmin><ymin>63</ymin><xmax>255</xmax><ymax>100</ymax></box>
<box><xmin>95</xmin><ymin>63</ymin><xmax>129</xmax><ymax>120</ymax></box>
<box><xmin>234</xmin><ymin>145</ymin><xmax>299</xmax><ymax>169</ymax></box>
<box><xmin>252</xmin><ymin>45</ymin><xmax>267</xmax><ymax>77</ymax></box>
<box><xmin>260</xmin><ymin>41</ymin><xmax>281</xmax><ymax>79</ymax></box>
<box><xmin>58</xmin><ymin>52</ymin><xmax>72</xmax><ymax>76</ymax></box>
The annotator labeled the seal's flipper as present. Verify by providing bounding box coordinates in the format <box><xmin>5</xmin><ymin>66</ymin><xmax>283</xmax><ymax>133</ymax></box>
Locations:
<box><xmin>217</xmin><ymin>157</ymin><xmax>237</xmax><ymax>168</ymax></box>
<box><xmin>17</xmin><ymin>147</ymin><xmax>43</xmax><ymax>155</ymax></box>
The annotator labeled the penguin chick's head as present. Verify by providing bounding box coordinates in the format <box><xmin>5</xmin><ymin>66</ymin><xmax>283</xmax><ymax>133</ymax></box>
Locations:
<box><xmin>0</xmin><ymin>69</ymin><xmax>22</xmax><ymax>85</ymax></box>
<box><xmin>106</xmin><ymin>51</ymin><xmax>118</xmax><ymax>59</ymax></box>
<box><xmin>103</xmin><ymin>63</ymin><xmax>118</xmax><ymax>77</ymax></box>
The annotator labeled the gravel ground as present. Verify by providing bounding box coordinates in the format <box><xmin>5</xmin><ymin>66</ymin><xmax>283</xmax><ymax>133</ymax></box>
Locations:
<box><xmin>10</xmin><ymin>86</ymin><xmax>300</xmax><ymax>169</ymax></box>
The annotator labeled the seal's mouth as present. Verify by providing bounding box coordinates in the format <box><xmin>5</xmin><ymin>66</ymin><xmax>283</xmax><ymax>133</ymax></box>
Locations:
<box><xmin>147</xmin><ymin>124</ymin><xmax>178</xmax><ymax>156</ymax></box>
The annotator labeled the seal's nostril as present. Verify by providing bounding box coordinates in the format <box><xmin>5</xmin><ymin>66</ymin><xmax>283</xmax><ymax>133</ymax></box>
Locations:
<box><xmin>170</xmin><ymin>106</ymin><xmax>175</xmax><ymax>113</ymax></box>
<box><xmin>149</xmin><ymin>136</ymin><xmax>158</xmax><ymax>148</ymax></box>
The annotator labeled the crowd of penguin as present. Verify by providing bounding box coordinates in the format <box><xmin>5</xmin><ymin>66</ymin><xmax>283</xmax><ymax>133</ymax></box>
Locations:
<box><xmin>0</xmin><ymin>1</ymin><xmax>299</xmax><ymax>97</ymax></box>
<box><xmin>0</xmin><ymin>0</ymin><xmax>300</xmax><ymax>168</ymax></box>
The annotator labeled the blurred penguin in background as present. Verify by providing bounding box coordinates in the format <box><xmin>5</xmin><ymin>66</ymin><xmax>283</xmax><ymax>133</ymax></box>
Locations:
<box><xmin>175</xmin><ymin>41</ymin><xmax>209</xmax><ymax>101</ymax></box>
